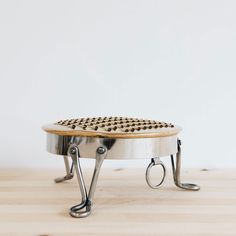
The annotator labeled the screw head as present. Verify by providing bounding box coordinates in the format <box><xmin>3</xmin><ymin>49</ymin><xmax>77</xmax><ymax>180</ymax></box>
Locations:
<box><xmin>97</xmin><ymin>146</ymin><xmax>106</xmax><ymax>154</ymax></box>
<box><xmin>70</xmin><ymin>147</ymin><xmax>76</xmax><ymax>155</ymax></box>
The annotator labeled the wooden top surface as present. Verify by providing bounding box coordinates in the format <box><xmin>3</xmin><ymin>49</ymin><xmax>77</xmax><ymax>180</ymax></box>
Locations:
<box><xmin>42</xmin><ymin>117</ymin><xmax>181</xmax><ymax>138</ymax></box>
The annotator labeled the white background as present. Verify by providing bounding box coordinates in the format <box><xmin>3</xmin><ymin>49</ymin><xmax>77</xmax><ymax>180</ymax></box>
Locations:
<box><xmin>0</xmin><ymin>0</ymin><xmax>235</xmax><ymax>169</ymax></box>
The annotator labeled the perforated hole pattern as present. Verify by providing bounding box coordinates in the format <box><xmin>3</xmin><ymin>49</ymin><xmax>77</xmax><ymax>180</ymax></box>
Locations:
<box><xmin>56</xmin><ymin>117</ymin><xmax>175</xmax><ymax>133</ymax></box>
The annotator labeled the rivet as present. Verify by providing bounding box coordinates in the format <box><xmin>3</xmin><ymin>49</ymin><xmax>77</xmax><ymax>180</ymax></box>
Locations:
<box><xmin>97</xmin><ymin>146</ymin><xmax>106</xmax><ymax>154</ymax></box>
<box><xmin>70</xmin><ymin>147</ymin><xmax>76</xmax><ymax>155</ymax></box>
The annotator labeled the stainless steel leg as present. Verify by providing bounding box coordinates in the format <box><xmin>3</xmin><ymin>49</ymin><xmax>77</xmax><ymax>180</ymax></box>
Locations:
<box><xmin>54</xmin><ymin>156</ymin><xmax>74</xmax><ymax>183</ymax></box>
<box><xmin>171</xmin><ymin>139</ymin><xmax>200</xmax><ymax>191</ymax></box>
<box><xmin>68</xmin><ymin>144</ymin><xmax>107</xmax><ymax>218</ymax></box>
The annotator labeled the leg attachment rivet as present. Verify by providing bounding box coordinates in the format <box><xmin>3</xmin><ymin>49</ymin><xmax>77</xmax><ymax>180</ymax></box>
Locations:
<box><xmin>97</xmin><ymin>146</ymin><xmax>106</xmax><ymax>155</ymax></box>
<box><xmin>70</xmin><ymin>147</ymin><xmax>76</xmax><ymax>155</ymax></box>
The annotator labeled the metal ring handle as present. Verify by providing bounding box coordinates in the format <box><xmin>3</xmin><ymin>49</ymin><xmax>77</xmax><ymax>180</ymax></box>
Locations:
<box><xmin>145</xmin><ymin>158</ymin><xmax>166</xmax><ymax>189</ymax></box>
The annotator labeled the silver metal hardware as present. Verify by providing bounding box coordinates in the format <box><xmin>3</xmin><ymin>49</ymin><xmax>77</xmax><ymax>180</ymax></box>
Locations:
<box><xmin>54</xmin><ymin>156</ymin><xmax>74</xmax><ymax>183</ymax></box>
<box><xmin>46</xmin><ymin>134</ymin><xmax>200</xmax><ymax>218</ymax></box>
<box><xmin>170</xmin><ymin>139</ymin><xmax>200</xmax><ymax>191</ymax></box>
<box><xmin>97</xmin><ymin>146</ymin><xmax>106</xmax><ymax>154</ymax></box>
<box><xmin>68</xmin><ymin>143</ymin><xmax>107</xmax><ymax>218</ymax></box>
<box><xmin>70</xmin><ymin>147</ymin><xmax>76</xmax><ymax>155</ymax></box>
<box><xmin>145</xmin><ymin>157</ymin><xmax>166</xmax><ymax>189</ymax></box>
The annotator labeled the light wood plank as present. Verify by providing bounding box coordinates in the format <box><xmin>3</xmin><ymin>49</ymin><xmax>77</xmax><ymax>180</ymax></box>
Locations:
<box><xmin>0</xmin><ymin>168</ymin><xmax>236</xmax><ymax>236</ymax></box>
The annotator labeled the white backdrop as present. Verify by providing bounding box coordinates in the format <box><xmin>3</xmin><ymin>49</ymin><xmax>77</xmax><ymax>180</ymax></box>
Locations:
<box><xmin>0</xmin><ymin>0</ymin><xmax>236</xmax><ymax>168</ymax></box>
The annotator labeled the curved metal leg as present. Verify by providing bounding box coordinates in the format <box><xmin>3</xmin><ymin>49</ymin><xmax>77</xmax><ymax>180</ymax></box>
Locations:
<box><xmin>171</xmin><ymin>140</ymin><xmax>200</xmax><ymax>191</ymax></box>
<box><xmin>68</xmin><ymin>144</ymin><xmax>107</xmax><ymax>218</ymax></box>
<box><xmin>54</xmin><ymin>156</ymin><xmax>74</xmax><ymax>183</ymax></box>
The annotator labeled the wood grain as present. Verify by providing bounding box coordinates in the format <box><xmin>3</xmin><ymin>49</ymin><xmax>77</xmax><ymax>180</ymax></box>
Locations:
<box><xmin>0</xmin><ymin>168</ymin><xmax>236</xmax><ymax>236</ymax></box>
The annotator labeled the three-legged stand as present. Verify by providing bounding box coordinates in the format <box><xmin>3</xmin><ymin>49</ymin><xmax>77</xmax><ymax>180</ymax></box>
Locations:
<box><xmin>55</xmin><ymin>139</ymin><xmax>199</xmax><ymax>218</ymax></box>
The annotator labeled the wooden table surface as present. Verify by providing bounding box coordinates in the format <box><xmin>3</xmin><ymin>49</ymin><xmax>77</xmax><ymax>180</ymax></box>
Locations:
<box><xmin>0</xmin><ymin>168</ymin><xmax>235</xmax><ymax>236</ymax></box>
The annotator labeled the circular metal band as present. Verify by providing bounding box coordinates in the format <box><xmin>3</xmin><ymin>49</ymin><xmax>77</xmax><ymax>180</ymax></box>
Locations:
<box><xmin>145</xmin><ymin>158</ymin><xmax>166</xmax><ymax>189</ymax></box>
<box><xmin>46</xmin><ymin>133</ymin><xmax>178</xmax><ymax>159</ymax></box>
